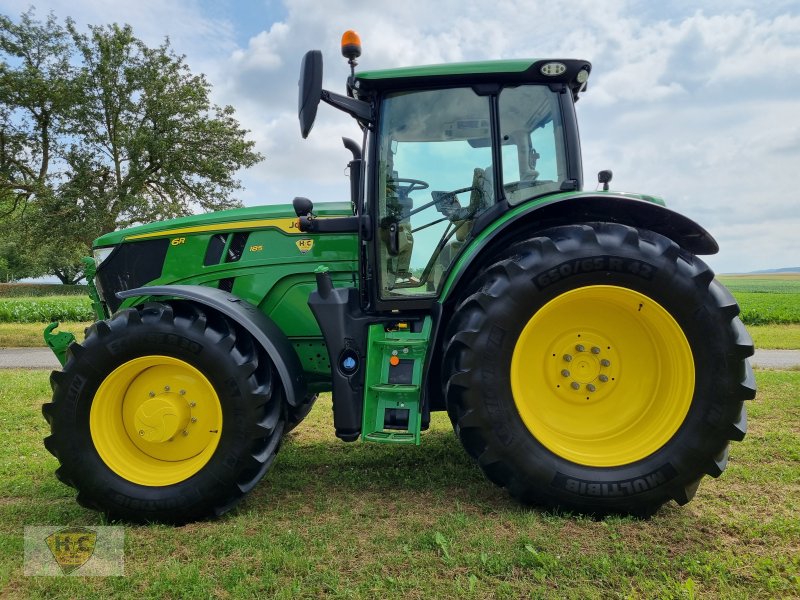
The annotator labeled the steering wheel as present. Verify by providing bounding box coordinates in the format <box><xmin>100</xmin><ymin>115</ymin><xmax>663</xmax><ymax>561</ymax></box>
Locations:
<box><xmin>393</xmin><ymin>178</ymin><xmax>429</xmax><ymax>198</ymax></box>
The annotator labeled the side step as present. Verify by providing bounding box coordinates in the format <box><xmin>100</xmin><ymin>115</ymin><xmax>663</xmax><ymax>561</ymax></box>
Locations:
<box><xmin>362</xmin><ymin>318</ymin><xmax>432</xmax><ymax>445</ymax></box>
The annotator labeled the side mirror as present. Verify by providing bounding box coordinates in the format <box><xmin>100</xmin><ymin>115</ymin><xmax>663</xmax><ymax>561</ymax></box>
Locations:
<box><xmin>598</xmin><ymin>169</ymin><xmax>613</xmax><ymax>191</ymax></box>
<box><xmin>298</xmin><ymin>50</ymin><xmax>323</xmax><ymax>139</ymax></box>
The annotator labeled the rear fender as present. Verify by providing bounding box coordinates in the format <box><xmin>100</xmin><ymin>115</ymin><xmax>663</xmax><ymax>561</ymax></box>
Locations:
<box><xmin>118</xmin><ymin>285</ymin><xmax>306</xmax><ymax>407</ymax></box>
<box><xmin>441</xmin><ymin>193</ymin><xmax>718</xmax><ymax>304</ymax></box>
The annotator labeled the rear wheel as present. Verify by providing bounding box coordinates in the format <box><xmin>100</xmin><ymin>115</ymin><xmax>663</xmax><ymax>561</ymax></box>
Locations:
<box><xmin>43</xmin><ymin>302</ymin><xmax>285</xmax><ymax>524</ymax></box>
<box><xmin>442</xmin><ymin>223</ymin><xmax>755</xmax><ymax>515</ymax></box>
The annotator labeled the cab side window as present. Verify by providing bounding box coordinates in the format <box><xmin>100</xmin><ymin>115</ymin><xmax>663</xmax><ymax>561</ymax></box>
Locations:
<box><xmin>377</xmin><ymin>88</ymin><xmax>493</xmax><ymax>298</ymax></box>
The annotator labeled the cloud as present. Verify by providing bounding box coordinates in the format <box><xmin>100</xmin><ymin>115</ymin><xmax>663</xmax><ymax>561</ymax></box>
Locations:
<box><xmin>2</xmin><ymin>0</ymin><xmax>798</xmax><ymax>273</ymax></box>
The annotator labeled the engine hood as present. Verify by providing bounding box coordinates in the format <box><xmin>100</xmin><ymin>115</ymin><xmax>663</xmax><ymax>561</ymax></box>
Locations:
<box><xmin>94</xmin><ymin>201</ymin><xmax>354</xmax><ymax>247</ymax></box>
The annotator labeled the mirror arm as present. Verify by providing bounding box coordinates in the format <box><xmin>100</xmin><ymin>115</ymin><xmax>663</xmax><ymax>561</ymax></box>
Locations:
<box><xmin>321</xmin><ymin>89</ymin><xmax>373</xmax><ymax>122</ymax></box>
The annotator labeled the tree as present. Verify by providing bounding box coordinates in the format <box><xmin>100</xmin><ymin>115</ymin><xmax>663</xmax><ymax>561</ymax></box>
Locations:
<box><xmin>0</xmin><ymin>9</ymin><xmax>262</xmax><ymax>283</ymax></box>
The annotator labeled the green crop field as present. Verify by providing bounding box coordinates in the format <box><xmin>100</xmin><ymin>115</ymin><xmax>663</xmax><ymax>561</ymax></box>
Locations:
<box><xmin>718</xmin><ymin>275</ymin><xmax>800</xmax><ymax>325</ymax></box>
<box><xmin>0</xmin><ymin>370</ymin><xmax>797</xmax><ymax>598</ymax></box>
<box><xmin>0</xmin><ymin>296</ymin><xmax>95</xmax><ymax>324</ymax></box>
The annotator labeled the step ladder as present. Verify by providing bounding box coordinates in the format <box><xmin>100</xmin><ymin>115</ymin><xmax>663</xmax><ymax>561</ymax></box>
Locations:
<box><xmin>361</xmin><ymin>317</ymin><xmax>432</xmax><ymax>445</ymax></box>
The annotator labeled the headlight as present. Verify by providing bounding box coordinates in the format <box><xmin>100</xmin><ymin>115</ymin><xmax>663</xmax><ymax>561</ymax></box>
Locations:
<box><xmin>93</xmin><ymin>247</ymin><xmax>115</xmax><ymax>268</ymax></box>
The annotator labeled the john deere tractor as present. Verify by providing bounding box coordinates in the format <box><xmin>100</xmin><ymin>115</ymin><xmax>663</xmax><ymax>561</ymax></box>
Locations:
<box><xmin>42</xmin><ymin>32</ymin><xmax>755</xmax><ymax>524</ymax></box>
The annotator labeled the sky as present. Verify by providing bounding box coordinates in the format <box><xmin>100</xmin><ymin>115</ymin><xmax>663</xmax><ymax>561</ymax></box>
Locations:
<box><xmin>1</xmin><ymin>0</ymin><xmax>799</xmax><ymax>274</ymax></box>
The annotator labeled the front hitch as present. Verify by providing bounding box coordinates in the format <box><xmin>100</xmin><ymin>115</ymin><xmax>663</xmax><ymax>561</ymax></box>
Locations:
<box><xmin>43</xmin><ymin>323</ymin><xmax>76</xmax><ymax>367</ymax></box>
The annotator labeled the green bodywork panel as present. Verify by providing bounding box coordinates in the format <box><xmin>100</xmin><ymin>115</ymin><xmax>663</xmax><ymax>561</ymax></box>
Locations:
<box><xmin>94</xmin><ymin>202</ymin><xmax>355</xmax><ymax>247</ymax></box>
<box><xmin>96</xmin><ymin>201</ymin><xmax>359</xmax><ymax>390</ymax></box>
<box><xmin>357</xmin><ymin>59</ymin><xmax>540</xmax><ymax>81</ymax></box>
<box><xmin>362</xmin><ymin>317</ymin><xmax>431</xmax><ymax>445</ymax></box>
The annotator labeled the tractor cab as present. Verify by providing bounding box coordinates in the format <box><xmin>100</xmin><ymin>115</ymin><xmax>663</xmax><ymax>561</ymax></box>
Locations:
<box><xmin>297</xmin><ymin>32</ymin><xmax>591</xmax><ymax>310</ymax></box>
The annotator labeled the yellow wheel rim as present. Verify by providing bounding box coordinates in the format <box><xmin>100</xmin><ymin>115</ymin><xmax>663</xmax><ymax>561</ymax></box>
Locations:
<box><xmin>510</xmin><ymin>285</ymin><xmax>694</xmax><ymax>467</ymax></box>
<box><xmin>90</xmin><ymin>356</ymin><xmax>223</xmax><ymax>486</ymax></box>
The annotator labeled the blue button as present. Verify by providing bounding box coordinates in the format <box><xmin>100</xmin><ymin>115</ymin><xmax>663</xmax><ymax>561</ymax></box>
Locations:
<box><xmin>342</xmin><ymin>357</ymin><xmax>357</xmax><ymax>371</ymax></box>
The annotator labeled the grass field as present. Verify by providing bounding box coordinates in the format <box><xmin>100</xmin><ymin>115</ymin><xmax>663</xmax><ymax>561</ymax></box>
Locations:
<box><xmin>0</xmin><ymin>369</ymin><xmax>797</xmax><ymax>598</ymax></box>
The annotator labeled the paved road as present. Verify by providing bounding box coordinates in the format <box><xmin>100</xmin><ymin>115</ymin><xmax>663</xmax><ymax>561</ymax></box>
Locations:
<box><xmin>1</xmin><ymin>347</ymin><xmax>799</xmax><ymax>370</ymax></box>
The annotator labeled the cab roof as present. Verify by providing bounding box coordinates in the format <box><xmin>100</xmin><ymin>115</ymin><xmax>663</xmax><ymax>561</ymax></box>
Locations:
<box><xmin>355</xmin><ymin>58</ymin><xmax>591</xmax><ymax>98</ymax></box>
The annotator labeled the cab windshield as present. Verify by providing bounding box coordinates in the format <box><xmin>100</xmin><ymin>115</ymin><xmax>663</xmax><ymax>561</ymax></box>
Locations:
<box><xmin>375</xmin><ymin>84</ymin><xmax>566</xmax><ymax>299</ymax></box>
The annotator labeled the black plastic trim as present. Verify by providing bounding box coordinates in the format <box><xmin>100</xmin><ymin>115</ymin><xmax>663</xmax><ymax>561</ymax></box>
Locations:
<box><xmin>559</xmin><ymin>88</ymin><xmax>584</xmax><ymax>191</ymax></box>
<box><xmin>96</xmin><ymin>239</ymin><xmax>170</xmax><ymax>312</ymax></box>
<box><xmin>117</xmin><ymin>285</ymin><xmax>307</xmax><ymax>409</ymax></box>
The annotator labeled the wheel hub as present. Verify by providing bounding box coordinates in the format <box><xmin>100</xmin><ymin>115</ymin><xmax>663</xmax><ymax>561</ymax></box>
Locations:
<box><xmin>133</xmin><ymin>393</ymin><xmax>191</xmax><ymax>443</ymax></box>
<box><xmin>554</xmin><ymin>337</ymin><xmax>618</xmax><ymax>400</ymax></box>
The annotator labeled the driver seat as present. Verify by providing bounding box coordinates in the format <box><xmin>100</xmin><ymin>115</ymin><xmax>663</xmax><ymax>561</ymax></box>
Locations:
<box><xmin>455</xmin><ymin>167</ymin><xmax>492</xmax><ymax>241</ymax></box>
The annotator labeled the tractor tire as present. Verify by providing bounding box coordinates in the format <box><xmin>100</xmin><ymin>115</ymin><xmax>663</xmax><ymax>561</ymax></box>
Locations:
<box><xmin>43</xmin><ymin>301</ymin><xmax>285</xmax><ymax>524</ymax></box>
<box><xmin>442</xmin><ymin>223</ymin><xmax>755</xmax><ymax>516</ymax></box>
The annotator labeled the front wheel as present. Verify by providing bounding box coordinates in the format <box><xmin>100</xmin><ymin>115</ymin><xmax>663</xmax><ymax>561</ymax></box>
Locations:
<box><xmin>43</xmin><ymin>302</ymin><xmax>285</xmax><ymax>524</ymax></box>
<box><xmin>442</xmin><ymin>223</ymin><xmax>755</xmax><ymax>516</ymax></box>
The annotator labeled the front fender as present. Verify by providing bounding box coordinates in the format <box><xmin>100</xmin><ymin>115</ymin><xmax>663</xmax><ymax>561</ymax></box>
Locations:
<box><xmin>118</xmin><ymin>285</ymin><xmax>306</xmax><ymax>407</ymax></box>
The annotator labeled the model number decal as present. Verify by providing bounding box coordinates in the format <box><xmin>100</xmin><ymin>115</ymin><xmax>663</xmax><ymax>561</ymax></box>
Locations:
<box><xmin>249</xmin><ymin>245</ymin><xmax>264</xmax><ymax>253</ymax></box>
<box><xmin>170</xmin><ymin>237</ymin><xmax>186</xmax><ymax>246</ymax></box>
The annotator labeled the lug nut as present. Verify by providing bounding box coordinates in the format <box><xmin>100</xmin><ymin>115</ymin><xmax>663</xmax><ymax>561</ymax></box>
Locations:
<box><xmin>182</xmin><ymin>430</ymin><xmax>189</xmax><ymax>437</ymax></box>
<box><xmin>561</xmin><ymin>369</ymin><xmax>570</xmax><ymax>377</ymax></box>
<box><xmin>600</xmin><ymin>359</ymin><xmax>611</xmax><ymax>367</ymax></box>
<box><xmin>190</xmin><ymin>417</ymin><xmax>197</xmax><ymax>423</ymax></box>
<box><xmin>189</xmin><ymin>401</ymin><xmax>196</xmax><ymax>407</ymax></box>
<box><xmin>571</xmin><ymin>382</ymin><xmax>580</xmax><ymax>390</ymax></box>
<box><xmin>575</xmin><ymin>344</ymin><xmax>585</xmax><ymax>352</ymax></box>
<box><xmin>587</xmin><ymin>384</ymin><xmax>597</xmax><ymax>392</ymax></box>
<box><xmin>599</xmin><ymin>374</ymin><xmax>609</xmax><ymax>383</ymax></box>
<box><xmin>139</xmin><ymin>430</ymin><xmax>145</xmax><ymax>436</ymax></box>
<box><xmin>164</xmin><ymin>385</ymin><xmax>170</xmax><ymax>392</ymax></box>
<box><xmin>149</xmin><ymin>391</ymin><xmax>155</xmax><ymax>398</ymax></box>
<box><xmin>563</xmin><ymin>354</ymin><xmax>573</xmax><ymax>362</ymax></box>
<box><xmin>591</xmin><ymin>346</ymin><xmax>600</xmax><ymax>354</ymax></box>
<box><xmin>179</xmin><ymin>389</ymin><xmax>186</xmax><ymax>396</ymax></box>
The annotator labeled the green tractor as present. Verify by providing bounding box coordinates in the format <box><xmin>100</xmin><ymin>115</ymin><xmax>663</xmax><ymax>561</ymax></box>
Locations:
<box><xmin>42</xmin><ymin>32</ymin><xmax>755</xmax><ymax>524</ymax></box>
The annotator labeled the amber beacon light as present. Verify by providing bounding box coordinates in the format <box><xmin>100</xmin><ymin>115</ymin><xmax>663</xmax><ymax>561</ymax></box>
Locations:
<box><xmin>341</xmin><ymin>30</ymin><xmax>362</xmax><ymax>62</ymax></box>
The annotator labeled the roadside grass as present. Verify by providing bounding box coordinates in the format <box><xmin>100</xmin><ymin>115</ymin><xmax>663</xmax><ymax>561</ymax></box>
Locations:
<box><xmin>747</xmin><ymin>324</ymin><xmax>800</xmax><ymax>350</ymax></box>
<box><xmin>0</xmin><ymin>322</ymin><xmax>92</xmax><ymax>348</ymax></box>
<box><xmin>0</xmin><ymin>370</ymin><xmax>797</xmax><ymax>598</ymax></box>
